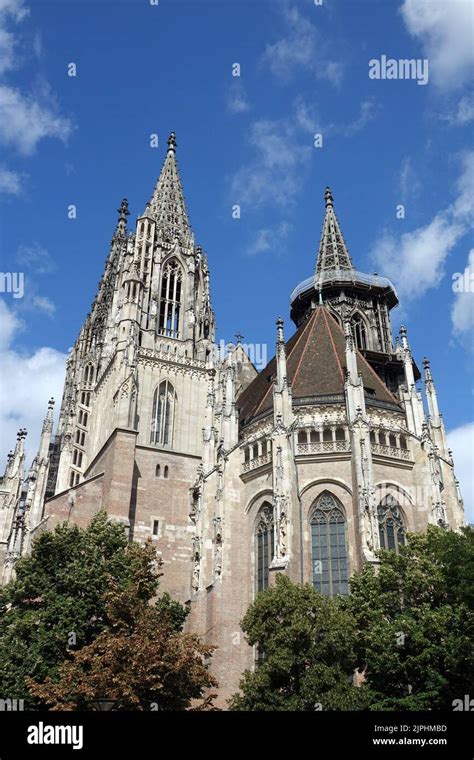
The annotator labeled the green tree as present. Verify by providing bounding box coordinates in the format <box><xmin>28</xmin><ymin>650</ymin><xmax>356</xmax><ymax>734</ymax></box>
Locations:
<box><xmin>229</xmin><ymin>574</ymin><xmax>367</xmax><ymax>711</ymax></box>
<box><xmin>346</xmin><ymin>526</ymin><xmax>474</xmax><ymax>710</ymax></box>
<box><xmin>27</xmin><ymin>555</ymin><xmax>217</xmax><ymax>711</ymax></box>
<box><xmin>0</xmin><ymin>509</ymin><xmax>186</xmax><ymax>706</ymax></box>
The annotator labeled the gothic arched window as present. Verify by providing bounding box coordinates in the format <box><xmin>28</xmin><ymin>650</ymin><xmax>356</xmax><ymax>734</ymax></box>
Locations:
<box><xmin>378</xmin><ymin>495</ymin><xmax>405</xmax><ymax>553</ymax></box>
<box><xmin>352</xmin><ymin>313</ymin><xmax>368</xmax><ymax>351</ymax></box>
<box><xmin>255</xmin><ymin>502</ymin><xmax>274</xmax><ymax>593</ymax></box>
<box><xmin>151</xmin><ymin>380</ymin><xmax>176</xmax><ymax>447</ymax></box>
<box><xmin>158</xmin><ymin>259</ymin><xmax>183</xmax><ymax>338</ymax></box>
<box><xmin>311</xmin><ymin>492</ymin><xmax>349</xmax><ymax>596</ymax></box>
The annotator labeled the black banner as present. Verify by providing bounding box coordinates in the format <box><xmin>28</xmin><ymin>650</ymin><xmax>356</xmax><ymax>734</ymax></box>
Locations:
<box><xmin>0</xmin><ymin>710</ymin><xmax>472</xmax><ymax>758</ymax></box>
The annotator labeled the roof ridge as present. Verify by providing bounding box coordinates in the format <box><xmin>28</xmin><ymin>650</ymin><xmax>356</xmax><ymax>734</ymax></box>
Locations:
<box><xmin>321</xmin><ymin>307</ymin><xmax>345</xmax><ymax>383</ymax></box>
<box><xmin>252</xmin><ymin>311</ymin><xmax>316</xmax><ymax>418</ymax></box>
<box><xmin>291</xmin><ymin>308</ymin><xmax>321</xmax><ymax>388</ymax></box>
<box><xmin>323</xmin><ymin>307</ymin><xmax>399</xmax><ymax>404</ymax></box>
<box><xmin>355</xmin><ymin>343</ymin><xmax>400</xmax><ymax>404</ymax></box>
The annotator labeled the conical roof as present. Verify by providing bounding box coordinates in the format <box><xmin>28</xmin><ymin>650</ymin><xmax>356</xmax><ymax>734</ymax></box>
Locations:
<box><xmin>145</xmin><ymin>132</ymin><xmax>191</xmax><ymax>246</ymax></box>
<box><xmin>237</xmin><ymin>306</ymin><xmax>399</xmax><ymax>425</ymax></box>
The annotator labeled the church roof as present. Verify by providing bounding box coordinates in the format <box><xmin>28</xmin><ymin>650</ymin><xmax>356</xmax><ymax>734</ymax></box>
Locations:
<box><xmin>237</xmin><ymin>306</ymin><xmax>400</xmax><ymax>426</ymax></box>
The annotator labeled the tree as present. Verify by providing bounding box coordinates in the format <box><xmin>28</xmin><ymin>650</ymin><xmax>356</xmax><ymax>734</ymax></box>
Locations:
<box><xmin>346</xmin><ymin>526</ymin><xmax>474</xmax><ymax>710</ymax></box>
<box><xmin>229</xmin><ymin>574</ymin><xmax>367</xmax><ymax>711</ymax></box>
<box><xmin>27</xmin><ymin>556</ymin><xmax>217</xmax><ymax>711</ymax></box>
<box><xmin>0</xmin><ymin>509</ymin><xmax>187</xmax><ymax>707</ymax></box>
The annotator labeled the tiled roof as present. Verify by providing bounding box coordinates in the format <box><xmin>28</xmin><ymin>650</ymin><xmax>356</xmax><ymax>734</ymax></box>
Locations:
<box><xmin>237</xmin><ymin>306</ymin><xmax>399</xmax><ymax>425</ymax></box>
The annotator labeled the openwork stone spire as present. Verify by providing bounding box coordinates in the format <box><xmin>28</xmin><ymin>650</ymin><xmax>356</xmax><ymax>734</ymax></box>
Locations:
<box><xmin>146</xmin><ymin>131</ymin><xmax>191</xmax><ymax>246</ymax></box>
<box><xmin>315</xmin><ymin>187</ymin><xmax>353</xmax><ymax>275</ymax></box>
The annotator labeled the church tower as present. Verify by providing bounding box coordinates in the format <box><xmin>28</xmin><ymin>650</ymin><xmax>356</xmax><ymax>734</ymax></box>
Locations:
<box><xmin>291</xmin><ymin>187</ymin><xmax>407</xmax><ymax>395</ymax></box>
<box><xmin>39</xmin><ymin>134</ymin><xmax>216</xmax><ymax>599</ymax></box>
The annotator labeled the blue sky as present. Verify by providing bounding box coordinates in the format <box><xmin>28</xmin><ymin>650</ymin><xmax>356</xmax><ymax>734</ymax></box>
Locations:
<box><xmin>0</xmin><ymin>0</ymin><xmax>473</xmax><ymax>515</ymax></box>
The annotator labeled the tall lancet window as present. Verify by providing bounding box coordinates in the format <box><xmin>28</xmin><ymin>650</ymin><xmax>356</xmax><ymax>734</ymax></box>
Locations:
<box><xmin>151</xmin><ymin>380</ymin><xmax>176</xmax><ymax>447</ymax></box>
<box><xmin>255</xmin><ymin>502</ymin><xmax>274</xmax><ymax>593</ymax></box>
<box><xmin>311</xmin><ymin>492</ymin><xmax>349</xmax><ymax>596</ymax></box>
<box><xmin>352</xmin><ymin>313</ymin><xmax>368</xmax><ymax>351</ymax></box>
<box><xmin>158</xmin><ymin>259</ymin><xmax>183</xmax><ymax>338</ymax></box>
<box><xmin>378</xmin><ymin>495</ymin><xmax>405</xmax><ymax>553</ymax></box>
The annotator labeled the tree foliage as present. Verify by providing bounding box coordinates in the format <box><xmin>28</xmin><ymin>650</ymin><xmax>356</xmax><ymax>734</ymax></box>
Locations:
<box><xmin>229</xmin><ymin>574</ymin><xmax>367</xmax><ymax>711</ymax></box>
<box><xmin>346</xmin><ymin>526</ymin><xmax>474</xmax><ymax>710</ymax></box>
<box><xmin>231</xmin><ymin>527</ymin><xmax>474</xmax><ymax>712</ymax></box>
<box><xmin>27</xmin><ymin>556</ymin><xmax>216</xmax><ymax>711</ymax></box>
<box><xmin>0</xmin><ymin>509</ymin><xmax>190</xmax><ymax>707</ymax></box>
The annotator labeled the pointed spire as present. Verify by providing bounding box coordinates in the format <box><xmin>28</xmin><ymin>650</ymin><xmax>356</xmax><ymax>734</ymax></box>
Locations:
<box><xmin>38</xmin><ymin>398</ymin><xmax>55</xmax><ymax>460</ymax></box>
<box><xmin>275</xmin><ymin>317</ymin><xmax>287</xmax><ymax>392</ymax></box>
<box><xmin>115</xmin><ymin>198</ymin><xmax>130</xmax><ymax>238</ymax></box>
<box><xmin>145</xmin><ymin>131</ymin><xmax>191</xmax><ymax>246</ymax></box>
<box><xmin>315</xmin><ymin>186</ymin><xmax>353</xmax><ymax>276</ymax></box>
<box><xmin>400</xmin><ymin>325</ymin><xmax>415</xmax><ymax>390</ymax></box>
<box><xmin>423</xmin><ymin>357</ymin><xmax>440</xmax><ymax>426</ymax></box>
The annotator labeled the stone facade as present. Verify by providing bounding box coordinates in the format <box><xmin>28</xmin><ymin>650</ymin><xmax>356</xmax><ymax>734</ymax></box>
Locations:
<box><xmin>0</xmin><ymin>134</ymin><xmax>465</xmax><ymax>704</ymax></box>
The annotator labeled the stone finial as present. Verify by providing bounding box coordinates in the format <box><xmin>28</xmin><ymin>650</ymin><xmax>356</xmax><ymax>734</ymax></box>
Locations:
<box><xmin>115</xmin><ymin>198</ymin><xmax>130</xmax><ymax>237</ymax></box>
<box><xmin>324</xmin><ymin>186</ymin><xmax>334</xmax><ymax>208</ymax></box>
<box><xmin>276</xmin><ymin>317</ymin><xmax>284</xmax><ymax>343</ymax></box>
<box><xmin>167</xmin><ymin>131</ymin><xmax>177</xmax><ymax>153</ymax></box>
<box><xmin>117</xmin><ymin>198</ymin><xmax>130</xmax><ymax>220</ymax></box>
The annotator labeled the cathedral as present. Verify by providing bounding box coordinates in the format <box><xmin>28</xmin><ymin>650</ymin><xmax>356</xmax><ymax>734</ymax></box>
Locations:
<box><xmin>0</xmin><ymin>133</ymin><xmax>465</xmax><ymax>701</ymax></box>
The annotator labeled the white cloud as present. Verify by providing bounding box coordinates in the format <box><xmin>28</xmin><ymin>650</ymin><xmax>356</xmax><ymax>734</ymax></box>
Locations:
<box><xmin>372</xmin><ymin>212</ymin><xmax>464</xmax><ymax>301</ymax></box>
<box><xmin>261</xmin><ymin>4</ymin><xmax>343</xmax><ymax>86</ymax></box>
<box><xmin>0</xmin><ymin>0</ymin><xmax>28</xmax><ymax>74</ymax></box>
<box><xmin>339</xmin><ymin>99</ymin><xmax>378</xmax><ymax>137</ymax></box>
<box><xmin>230</xmin><ymin>116</ymin><xmax>312</xmax><ymax>209</ymax></box>
<box><xmin>0</xmin><ymin>85</ymin><xmax>72</xmax><ymax>155</ymax></box>
<box><xmin>0</xmin><ymin>296</ymin><xmax>22</xmax><ymax>348</ymax></box>
<box><xmin>451</xmin><ymin>248</ymin><xmax>474</xmax><ymax>347</ymax></box>
<box><xmin>230</xmin><ymin>95</ymin><xmax>379</xmax><ymax>212</ymax></box>
<box><xmin>246</xmin><ymin>221</ymin><xmax>292</xmax><ymax>256</ymax></box>
<box><xmin>401</xmin><ymin>0</ymin><xmax>474</xmax><ymax>89</ymax></box>
<box><xmin>0</xmin><ymin>300</ymin><xmax>66</xmax><ymax>472</ymax></box>
<box><xmin>442</xmin><ymin>94</ymin><xmax>474</xmax><ymax>126</ymax></box>
<box><xmin>0</xmin><ymin>4</ymin><xmax>73</xmax><ymax>159</ymax></box>
<box><xmin>399</xmin><ymin>156</ymin><xmax>422</xmax><ymax>200</ymax></box>
<box><xmin>371</xmin><ymin>151</ymin><xmax>474</xmax><ymax>302</ymax></box>
<box><xmin>447</xmin><ymin>422</ymin><xmax>474</xmax><ymax>523</ymax></box>
<box><xmin>294</xmin><ymin>95</ymin><xmax>378</xmax><ymax>138</ymax></box>
<box><xmin>32</xmin><ymin>295</ymin><xmax>55</xmax><ymax>316</ymax></box>
<box><xmin>227</xmin><ymin>79</ymin><xmax>250</xmax><ymax>114</ymax></box>
<box><xmin>0</xmin><ymin>163</ymin><xmax>23</xmax><ymax>193</ymax></box>
<box><xmin>17</xmin><ymin>242</ymin><xmax>55</xmax><ymax>274</ymax></box>
<box><xmin>452</xmin><ymin>150</ymin><xmax>474</xmax><ymax>219</ymax></box>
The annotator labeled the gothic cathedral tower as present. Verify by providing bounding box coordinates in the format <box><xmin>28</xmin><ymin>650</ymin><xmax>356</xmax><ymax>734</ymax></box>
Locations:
<box><xmin>42</xmin><ymin>133</ymin><xmax>216</xmax><ymax>599</ymax></box>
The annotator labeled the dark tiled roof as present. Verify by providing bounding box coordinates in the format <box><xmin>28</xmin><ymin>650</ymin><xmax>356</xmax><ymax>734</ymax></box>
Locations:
<box><xmin>237</xmin><ymin>306</ymin><xmax>399</xmax><ymax>425</ymax></box>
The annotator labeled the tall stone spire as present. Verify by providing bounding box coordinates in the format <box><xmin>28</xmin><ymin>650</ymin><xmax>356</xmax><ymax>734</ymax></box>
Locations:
<box><xmin>146</xmin><ymin>131</ymin><xmax>191</xmax><ymax>247</ymax></box>
<box><xmin>315</xmin><ymin>187</ymin><xmax>354</xmax><ymax>276</ymax></box>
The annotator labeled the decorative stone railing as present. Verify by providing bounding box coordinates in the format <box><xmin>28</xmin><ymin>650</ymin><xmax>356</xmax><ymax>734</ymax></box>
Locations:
<box><xmin>242</xmin><ymin>451</ymin><xmax>272</xmax><ymax>473</ymax></box>
<box><xmin>371</xmin><ymin>443</ymin><xmax>411</xmax><ymax>461</ymax></box>
<box><xmin>296</xmin><ymin>440</ymin><xmax>350</xmax><ymax>455</ymax></box>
